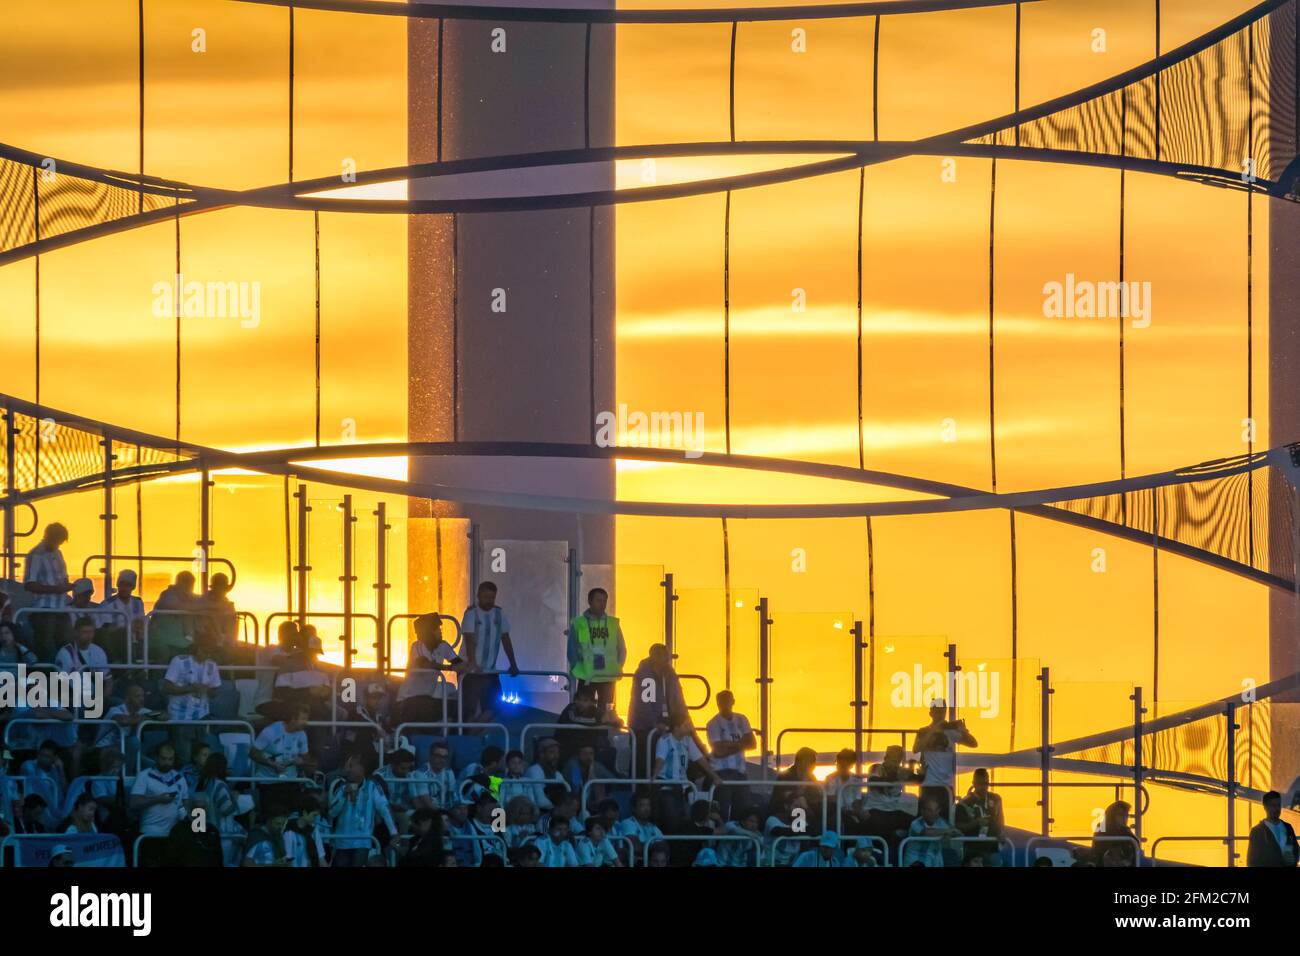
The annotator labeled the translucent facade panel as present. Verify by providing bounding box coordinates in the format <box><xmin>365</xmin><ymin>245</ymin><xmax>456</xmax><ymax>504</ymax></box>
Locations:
<box><xmin>732</xmin><ymin>18</ymin><xmax>874</xmax><ymax>141</ymax></box>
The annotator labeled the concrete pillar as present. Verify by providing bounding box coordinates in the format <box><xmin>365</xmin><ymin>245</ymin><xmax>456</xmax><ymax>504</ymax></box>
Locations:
<box><xmin>407</xmin><ymin>11</ymin><xmax>616</xmax><ymax>617</ymax></box>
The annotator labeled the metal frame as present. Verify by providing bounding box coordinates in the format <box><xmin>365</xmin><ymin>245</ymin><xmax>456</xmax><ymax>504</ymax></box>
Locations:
<box><xmin>1025</xmin><ymin>834</ymin><xmax>1143</xmax><ymax>866</ymax></box>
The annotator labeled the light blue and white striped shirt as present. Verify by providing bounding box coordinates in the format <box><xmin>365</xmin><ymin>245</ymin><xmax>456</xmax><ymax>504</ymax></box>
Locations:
<box><xmin>328</xmin><ymin>779</ymin><xmax>396</xmax><ymax>851</ymax></box>
<box><xmin>532</xmin><ymin>835</ymin><xmax>580</xmax><ymax>868</ymax></box>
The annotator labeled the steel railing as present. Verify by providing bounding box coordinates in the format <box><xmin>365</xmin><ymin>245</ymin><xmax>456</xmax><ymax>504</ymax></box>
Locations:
<box><xmin>1025</xmin><ymin>834</ymin><xmax>1143</xmax><ymax>866</ymax></box>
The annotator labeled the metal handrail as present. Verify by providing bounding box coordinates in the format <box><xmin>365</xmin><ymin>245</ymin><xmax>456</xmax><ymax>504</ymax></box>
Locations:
<box><xmin>393</xmin><ymin>720</ymin><xmax>510</xmax><ymax>754</ymax></box>
<box><xmin>4</xmin><ymin>718</ymin><xmax>125</xmax><ymax>754</ymax></box>
<box><xmin>774</xmin><ymin>726</ymin><xmax>912</xmax><ymax>770</ymax></box>
<box><xmin>265</xmin><ymin>610</ymin><xmax>382</xmax><ymax>665</ymax></box>
<box><xmin>133</xmin><ymin>719</ymin><xmax>257</xmax><ymax>775</ymax></box>
<box><xmin>982</xmin><ymin>779</ymin><xmax>1152</xmax><ymax>817</ymax></box>
<box><xmin>11</xmin><ymin>605</ymin><xmax>137</xmax><ymax>665</ymax></box>
<box><xmin>235</xmin><ymin>611</ymin><xmax>260</xmax><ymax>646</ymax></box>
<box><xmin>578</xmin><ymin>776</ymin><xmax>691</xmax><ymax>821</ymax></box>
<box><xmin>14</xmin><ymin>605</ymin><xmax>130</xmax><ymax>630</ymax></box>
<box><xmin>898</xmin><ymin>834</ymin><xmax>1016</xmax><ymax>867</ymax></box>
<box><xmin>520</xmin><ymin>721</ymin><xmax>635</xmax><ymax>782</ymax></box>
<box><xmin>81</xmin><ymin>554</ymin><xmax>237</xmax><ymax>587</ymax></box>
<box><xmin>142</xmin><ymin>608</ymin><xmax>206</xmax><ymax>665</ymax></box>
<box><xmin>1026</xmin><ymin>834</ymin><xmax>1143</xmax><ymax>866</ymax></box>
<box><xmin>133</xmin><ymin>831</ymin><xmax>246</xmax><ymax>866</ymax></box>
<box><xmin>768</xmin><ymin>833</ymin><xmax>891</xmax><ymax>867</ymax></box>
<box><xmin>1150</xmin><ymin>834</ymin><xmax>1249</xmax><ymax>864</ymax></box>
<box><xmin>317</xmin><ymin>833</ymin><xmax>385</xmax><ymax>860</ymax></box>
<box><xmin>643</xmin><ymin>832</ymin><xmax>763</xmax><ymax>867</ymax></box>
<box><xmin>386</xmin><ymin>612</ymin><xmax>463</xmax><ymax>664</ymax></box>
<box><xmin>613</xmin><ymin>669</ymin><xmax>712</xmax><ymax>712</ymax></box>
<box><xmin>579</xmin><ymin>776</ymin><xmax>828</xmax><ymax>834</ymax></box>
<box><xmin>446</xmin><ymin>830</ymin><xmax>512</xmax><ymax>864</ymax></box>
<box><xmin>835</xmin><ymin>780</ymin><xmax>953</xmax><ymax>831</ymax></box>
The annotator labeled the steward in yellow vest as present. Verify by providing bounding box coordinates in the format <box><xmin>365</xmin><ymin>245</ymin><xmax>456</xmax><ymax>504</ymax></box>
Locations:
<box><xmin>567</xmin><ymin>588</ymin><xmax>627</xmax><ymax>714</ymax></box>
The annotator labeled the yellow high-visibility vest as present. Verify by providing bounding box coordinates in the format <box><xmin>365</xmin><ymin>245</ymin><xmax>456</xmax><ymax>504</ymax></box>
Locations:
<box><xmin>570</xmin><ymin>614</ymin><xmax>620</xmax><ymax>681</ymax></box>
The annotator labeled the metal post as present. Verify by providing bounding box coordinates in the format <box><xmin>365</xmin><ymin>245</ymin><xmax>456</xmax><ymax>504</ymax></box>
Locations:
<box><xmin>3</xmin><ymin>405</ymin><xmax>15</xmax><ymax>580</ymax></box>
<box><xmin>661</xmin><ymin>571</ymin><xmax>676</xmax><ymax>659</ymax></box>
<box><xmin>565</xmin><ymin>546</ymin><xmax>580</xmax><ymax>627</ymax></box>
<box><xmin>197</xmin><ymin>465</ymin><xmax>212</xmax><ymax>594</ymax></box>
<box><xmin>340</xmin><ymin>494</ymin><xmax>355</xmax><ymax>669</ymax></box>
<box><xmin>374</xmin><ymin>502</ymin><xmax>389</xmax><ymax>673</ymax></box>
<box><xmin>756</xmin><ymin>597</ymin><xmax>772</xmax><ymax>779</ymax></box>
<box><xmin>944</xmin><ymin>642</ymin><xmax>959</xmax><ymax>721</ymax></box>
<box><xmin>1133</xmin><ymin>686</ymin><xmax>1145</xmax><ymax>853</ymax></box>
<box><xmin>293</xmin><ymin>485</ymin><xmax>310</xmax><ymax>627</ymax></box>
<box><xmin>467</xmin><ymin>522</ymin><xmax>482</xmax><ymax>596</ymax></box>
<box><xmin>101</xmin><ymin>438</ymin><xmax>115</xmax><ymax>598</ymax></box>
<box><xmin>851</xmin><ymin>620</ymin><xmax>865</xmax><ymax>774</ymax></box>
<box><xmin>1226</xmin><ymin>700</ymin><xmax>1238</xmax><ymax>867</ymax></box>
<box><xmin>1038</xmin><ymin>666</ymin><xmax>1052</xmax><ymax>837</ymax></box>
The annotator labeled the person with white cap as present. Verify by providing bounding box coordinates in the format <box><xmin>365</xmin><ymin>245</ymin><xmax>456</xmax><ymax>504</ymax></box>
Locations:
<box><xmin>66</xmin><ymin>580</ymin><xmax>117</xmax><ymax>641</ymax></box>
<box><xmin>99</xmin><ymin>568</ymin><xmax>146</xmax><ymax>660</ymax></box>
<box><xmin>67</xmin><ymin>578</ymin><xmax>97</xmax><ymax>610</ymax></box>
<box><xmin>47</xmin><ymin>843</ymin><xmax>75</xmax><ymax>867</ymax></box>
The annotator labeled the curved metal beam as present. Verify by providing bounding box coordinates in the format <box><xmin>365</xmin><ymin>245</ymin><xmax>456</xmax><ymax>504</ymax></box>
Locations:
<box><xmin>228</xmin><ymin>0</ymin><xmax>1040</xmax><ymax>25</ymax></box>
<box><xmin>0</xmin><ymin>139</ymin><xmax>1280</xmax><ymax>268</ymax></box>
<box><xmin>3</xmin><ymin>388</ymin><xmax>1291</xmax><ymax>591</ymax></box>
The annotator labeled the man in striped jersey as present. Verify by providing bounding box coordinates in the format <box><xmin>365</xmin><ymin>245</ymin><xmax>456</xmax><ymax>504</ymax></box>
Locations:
<box><xmin>329</xmin><ymin>752</ymin><xmax>397</xmax><ymax>867</ymax></box>
<box><xmin>23</xmin><ymin>523</ymin><xmax>73</xmax><ymax>662</ymax></box>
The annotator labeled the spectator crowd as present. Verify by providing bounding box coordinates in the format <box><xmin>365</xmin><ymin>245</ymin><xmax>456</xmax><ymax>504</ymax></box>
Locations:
<box><xmin>3</xmin><ymin>523</ymin><xmax>1295</xmax><ymax>868</ymax></box>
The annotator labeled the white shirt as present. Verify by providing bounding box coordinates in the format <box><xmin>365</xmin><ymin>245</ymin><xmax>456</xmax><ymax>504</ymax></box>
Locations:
<box><xmin>54</xmin><ymin>641</ymin><xmax>110</xmax><ymax>676</ymax></box>
<box><xmin>920</xmin><ymin>727</ymin><xmax>962</xmax><ymax>789</ymax></box>
<box><xmin>99</xmin><ymin>593</ymin><xmax>146</xmax><ymax>628</ymax></box>
<box><xmin>655</xmin><ymin>734</ymin><xmax>703</xmax><ymax>781</ymax></box>
<box><xmin>131</xmin><ymin>767</ymin><xmax>188</xmax><ymax>836</ymax></box>
<box><xmin>521</xmin><ymin>764</ymin><xmax>567</xmax><ymax>810</ymax></box>
<box><xmin>461</xmin><ymin>605</ymin><xmax>510</xmax><ymax>671</ymax></box>
<box><xmin>706</xmin><ymin>712</ymin><xmax>752</xmax><ymax>774</ymax></box>
<box><xmin>863</xmin><ymin>767</ymin><xmax>906</xmax><ymax>812</ymax></box>
<box><xmin>23</xmin><ymin>544</ymin><xmax>68</xmax><ymax>608</ymax></box>
<box><xmin>164</xmin><ymin>655</ymin><xmax>222</xmax><ymax>721</ymax></box>
<box><xmin>253</xmin><ymin>721</ymin><xmax>309</xmax><ymax>778</ymax></box>
<box><xmin>398</xmin><ymin>640</ymin><xmax>457</xmax><ymax>702</ymax></box>
<box><xmin>1266</xmin><ymin>819</ymin><xmax>1296</xmax><ymax>863</ymax></box>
